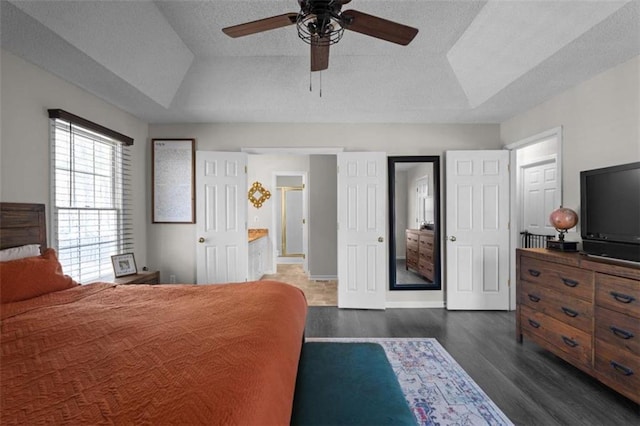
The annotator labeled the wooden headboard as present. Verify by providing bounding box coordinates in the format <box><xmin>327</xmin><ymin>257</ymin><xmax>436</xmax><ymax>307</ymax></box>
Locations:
<box><xmin>0</xmin><ymin>203</ymin><xmax>47</xmax><ymax>250</ymax></box>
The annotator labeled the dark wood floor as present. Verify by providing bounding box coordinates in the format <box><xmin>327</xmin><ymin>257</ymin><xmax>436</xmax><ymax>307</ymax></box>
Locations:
<box><xmin>305</xmin><ymin>307</ymin><xmax>639</xmax><ymax>426</ymax></box>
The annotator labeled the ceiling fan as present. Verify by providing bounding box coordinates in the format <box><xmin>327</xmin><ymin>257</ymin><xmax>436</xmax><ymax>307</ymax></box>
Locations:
<box><xmin>222</xmin><ymin>0</ymin><xmax>419</xmax><ymax>72</ymax></box>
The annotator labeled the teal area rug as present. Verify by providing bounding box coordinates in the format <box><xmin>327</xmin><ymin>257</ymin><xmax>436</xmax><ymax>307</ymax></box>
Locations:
<box><xmin>306</xmin><ymin>338</ymin><xmax>513</xmax><ymax>426</ymax></box>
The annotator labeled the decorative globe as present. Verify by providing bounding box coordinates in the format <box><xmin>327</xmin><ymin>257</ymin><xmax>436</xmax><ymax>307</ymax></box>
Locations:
<box><xmin>549</xmin><ymin>207</ymin><xmax>578</xmax><ymax>232</ymax></box>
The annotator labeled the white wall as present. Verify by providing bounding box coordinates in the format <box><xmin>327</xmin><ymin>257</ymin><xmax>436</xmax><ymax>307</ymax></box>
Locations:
<box><xmin>308</xmin><ymin>155</ymin><xmax>337</xmax><ymax>278</ymax></box>
<box><xmin>248</xmin><ymin>154</ymin><xmax>309</xmax><ymax>229</ymax></box>
<box><xmin>0</xmin><ymin>49</ymin><xmax>150</xmax><ymax>270</ymax></box>
<box><xmin>149</xmin><ymin>123</ymin><xmax>501</xmax><ymax>306</ymax></box>
<box><xmin>516</xmin><ymin>137</ymin><xmax>558</xmax><ymax>165</ymax></box>
<box><xmin>502</xmin><ymin>55</ymin><xmax>640</xmax><ymax>218</ymax></box>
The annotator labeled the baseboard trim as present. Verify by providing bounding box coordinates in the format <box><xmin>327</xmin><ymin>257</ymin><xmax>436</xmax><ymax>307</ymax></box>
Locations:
<box><xmin>309</xmin><ymin>275</ymin><xmax>338</xmax><ymax>281</ymax></box>
<box><xmin>385</xmin><ymin>301</ymin><xmax>446</xmax><ymax>309</ymax></box>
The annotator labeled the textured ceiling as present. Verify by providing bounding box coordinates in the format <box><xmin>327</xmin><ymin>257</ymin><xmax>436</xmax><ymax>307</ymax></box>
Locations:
<box><xmin>2</xmin><ymin>0</ymin><xmax>639</xmax><ymax>124</ymax></box>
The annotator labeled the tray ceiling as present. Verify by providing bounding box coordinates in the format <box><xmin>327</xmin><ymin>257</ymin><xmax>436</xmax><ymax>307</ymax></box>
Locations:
<box><xmin>1</xmin><ymin>0</ymin><xmax>638</xmax><ymax>124</ymax></box>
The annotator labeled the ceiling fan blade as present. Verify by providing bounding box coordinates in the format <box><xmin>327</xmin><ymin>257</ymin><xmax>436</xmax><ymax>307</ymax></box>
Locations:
<box><xmin>341</xmin><ymin>10</ymin><xmax>418</xmax><ymax>45</ymax></box>
<box><xmin>311</xmin><ymin>38</ymin><xmax>329</xmax><ymax>72</ymax></box>
<box><xmin>222</xmin><ymin>13</ymin><xmax>298</xmax><ymax>38</ymax></box>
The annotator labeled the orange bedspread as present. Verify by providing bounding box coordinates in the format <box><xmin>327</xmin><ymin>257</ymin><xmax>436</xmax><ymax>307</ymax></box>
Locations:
<box><xmin>1</xmin><ymin>280</ymin><xmax>307</xmax><ymax>425</ymax></box>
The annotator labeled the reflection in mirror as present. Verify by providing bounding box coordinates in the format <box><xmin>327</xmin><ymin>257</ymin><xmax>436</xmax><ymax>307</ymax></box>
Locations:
<box><xmin>388</xmin><ymin>156</ymin><xmax>441</xmax><ymax>290</ymax></box>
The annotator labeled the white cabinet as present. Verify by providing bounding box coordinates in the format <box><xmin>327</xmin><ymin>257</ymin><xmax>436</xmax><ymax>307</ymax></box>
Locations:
<box><xmin>248</xmin><ymin>236</ymin><xmax>268</xmax><ymax>281</ymax></box>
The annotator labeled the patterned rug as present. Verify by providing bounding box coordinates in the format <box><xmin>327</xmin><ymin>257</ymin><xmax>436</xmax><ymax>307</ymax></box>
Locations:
<box><xmin>306</xmin><ymin>338</ymin><xmax>513</xmax><ymax>426</ymax></box>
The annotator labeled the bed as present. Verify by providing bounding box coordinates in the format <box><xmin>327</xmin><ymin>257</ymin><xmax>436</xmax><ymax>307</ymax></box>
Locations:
<box><xmin>0</xmin><ymin>202</ymin><xmax>308</xmax><ymax>424</ymax></box>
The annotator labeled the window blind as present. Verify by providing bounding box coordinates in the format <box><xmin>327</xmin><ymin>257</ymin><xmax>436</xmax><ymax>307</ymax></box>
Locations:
<box><xmin>49</xmin><ymin>111</ymin><xmax>133</xmax><ymax>283</ymax></box>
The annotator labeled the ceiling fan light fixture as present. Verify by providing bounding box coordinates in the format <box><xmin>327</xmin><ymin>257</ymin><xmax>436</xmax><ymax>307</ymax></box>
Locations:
<box><xmin>222</xmin><ymin>0</ymin><xmax>418</xmax><ymax>73</ymax></box>
<box><xmin>296</xmin><ymin>12</ymin><xmax>344</xmax><ymax>45</ymax></box>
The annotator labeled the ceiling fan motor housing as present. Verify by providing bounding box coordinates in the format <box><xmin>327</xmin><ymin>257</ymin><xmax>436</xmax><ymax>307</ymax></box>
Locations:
<box><xmin>297</xmin><ymin>0</ymin><xmax>346</xmax><ymax>45</ymax></box>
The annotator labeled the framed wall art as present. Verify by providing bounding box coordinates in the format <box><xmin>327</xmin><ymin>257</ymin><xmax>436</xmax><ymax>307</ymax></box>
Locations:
<box><xmin>152</xmin><ymin>139</ymin><xmax>195</xmax><ymax>223</ymax></box>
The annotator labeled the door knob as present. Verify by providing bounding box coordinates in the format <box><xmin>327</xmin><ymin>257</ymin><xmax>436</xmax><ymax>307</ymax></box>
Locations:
<box><xmin>378</xmin><ymin>237</ymin><xmax>384</xmax><ymax>243</ymax></box>
<box><xmin>449</xmin><ymin>236</ymin><xmax>457</xmax><ymax>242</ymax></box>
<box><xmin>198</xmin><ymin>237</ymin><xmax>205</xmax><ymax>243</ymax></box>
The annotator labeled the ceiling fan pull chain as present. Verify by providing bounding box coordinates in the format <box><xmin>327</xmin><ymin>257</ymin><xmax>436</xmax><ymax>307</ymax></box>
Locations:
<box><xmin>309</xmin><ymin>71</ymin><xmax>313</xmax><ymax>92</ymax></box>
<box><xmin>320</xmin><ymin>71</ymin><xmax>322</xmax><ymax>98</ymax></box>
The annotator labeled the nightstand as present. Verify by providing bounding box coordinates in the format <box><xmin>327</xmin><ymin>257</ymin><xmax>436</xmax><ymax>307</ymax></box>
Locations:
<box><xmin>114</xmin><ymin>270</ymin><xmax>160</xmax><ymax>285</ymax></box>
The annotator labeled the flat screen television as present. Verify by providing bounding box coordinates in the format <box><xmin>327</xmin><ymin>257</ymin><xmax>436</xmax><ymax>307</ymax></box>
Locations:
<box><xmin>580</xmin><ymin>161</ymin><xmax>640</xmax><ymax>262</ymax></box>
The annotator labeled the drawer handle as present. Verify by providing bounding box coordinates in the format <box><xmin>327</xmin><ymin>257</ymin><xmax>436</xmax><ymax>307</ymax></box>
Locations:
<box><xmin>610</xmin><ymin>291</ymin><xmax>636</xmax><ymax>304</ymax></box>
<box><xmin>610</xmin><ymin>361</ymin><xmax>634</xmax><ymax>376</ymax></box>
<box><xmin>528</xmin><ymin>294</ymin><xmax>540</xmax><ymax>303</ymax></box>
<box><xmin>528</xmin><ymin>269</ymin><xmax>541</xmax><ymax>277</ymax></box>
<box><xmin>609</xmin><ymin>326</ymin><xmax>634</xmax><ymax>340</ymax></box>
<box><xmin>561</xmin><ymin>307</ymin><xmax>579</xmax><ymax>318</ymax></box>
<box><xmin>561</xmin><ymin>336</ymin><xmax>579</xmax><ymax>348</ymax></box>
<box><xmin>527</xmin><ymin>319</ymin><xmax>541</xmax><ymax>328</ymax></box>
<box><xmin>561</xmin><ymin>278</ymin><xmax>578</xmax><ymax>288</ymax></box>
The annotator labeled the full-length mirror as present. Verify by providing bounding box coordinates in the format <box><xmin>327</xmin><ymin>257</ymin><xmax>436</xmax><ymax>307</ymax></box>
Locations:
<box><xmin>388</xmin><ymin>156</ymin><xmax>441</xmax><ymax>290</ymax></box>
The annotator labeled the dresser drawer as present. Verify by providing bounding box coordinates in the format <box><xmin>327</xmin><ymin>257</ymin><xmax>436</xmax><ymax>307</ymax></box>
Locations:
<box><xmin>595</xmin><ymin>273</ymin><xmax>640</xmax><ymax>317</ymax></box>
<box><xmin>418</xmin><ymin>258</ymin><xmax>434</xmax><ymax>279</ymax></box>
<box><xmin>406</xmin><ymin>250</ymin><xmax>418</xmax><ymax>269</ymax></box>
<box><xmin>419</xmin><ymin>235</ymin><xmax>434</xmax><ymax>252</ymax></box>
<box><xmin>595</xmin><ymin>339</ymin><xmax>640</xmax><ymax>402</ymax></box>
<box><xmin>521</xmin><ymin>281</ymin><xmax>592</xmax><ymax>333</ymax></box>
<box><xmin>406</xmin><ymin>231</ymin><xmax>419</xmax><ymax>243</ymax></box>
<box><xmin>419</xmin><ymin>249</ymin><xmax>433</xmax><ymax>262</ymax></box>
<box><xmin>520</xmin><ymin>256</ymin><xmax>593</xmax><ymax>301</ymax></box>
<box><xmin>595</xmin><ymin>306</ymin><xmax>639</xmax><ymax>356</ymax></box>
<box><xmin>406</xmin><ymin>247</ymin><xmax>418</xmax><ymax>260</ymax></box>
<box><xmin>521</xmin><ymin>305</ymin><xmax>592</xmax><ymax>367</ymax></box>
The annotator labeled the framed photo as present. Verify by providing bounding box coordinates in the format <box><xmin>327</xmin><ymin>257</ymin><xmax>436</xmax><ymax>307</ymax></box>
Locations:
<box><xmin>111</xmin><ymin>253</ymin><xmax>137</xmax><ymax>278</ymax></box>
<box><xmin>152</xmin><ymin>139</ymin><xmax>195</xmax><ymax>223</ymax></box>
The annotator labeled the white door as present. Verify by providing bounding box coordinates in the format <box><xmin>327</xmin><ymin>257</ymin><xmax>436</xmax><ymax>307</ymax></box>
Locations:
<box><xmin>415</xmin><ymin>176</ymin><xmax>430</xmax><ymax>224</ymax></box>
<box><xmin>522</xmin><ymin>160</ymin><xmax>558</xmax><ymax>235</ymax></box>
<box><xmin>337</xmin><ymin>152</ymin><xmax>387</xmax><ymax>309</ymax></box>
<box><xmin>446</xmin><ymin>150</ymin><xmax>510</xmax><ymax>310</ymax></box>
<box><xmin>196</xmin><ymin>151</ymin><xmax>248</xmax><ymax>284</ymax></box>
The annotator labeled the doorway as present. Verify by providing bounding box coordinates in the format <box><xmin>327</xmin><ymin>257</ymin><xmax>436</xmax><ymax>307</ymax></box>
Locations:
<box><xmin>274</xmin><ymin>175</ymin><xmax>305</xmax><ymax>265</ymax></box>
<box><xmin>244</xmin><ymin>151</ymin><xmax>339</xmax><ymax>306</ymax></box>
<box><xmin>199</xmin><ymin>148</ymin><xmax>387</xmax><ymax>309</ymax></box>
<box><xmin>507</xmin><ymin>127</ymin><xmax>563</xmax><ymax>309</ymax></box>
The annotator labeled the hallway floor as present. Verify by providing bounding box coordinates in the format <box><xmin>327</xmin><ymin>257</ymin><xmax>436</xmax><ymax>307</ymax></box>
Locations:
<box><xmin>261</xmin><ymin>264</ymin><xmax>337</xmax><ymax>306</ymax></box>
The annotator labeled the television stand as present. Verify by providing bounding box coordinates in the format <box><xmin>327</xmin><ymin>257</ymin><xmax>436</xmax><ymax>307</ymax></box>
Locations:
<box><xmin>516</xmin><ymin>248</ymin><xmax>639</xmax><ymax>404</ymax></box>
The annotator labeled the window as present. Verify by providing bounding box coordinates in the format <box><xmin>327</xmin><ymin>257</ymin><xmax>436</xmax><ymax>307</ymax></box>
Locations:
<box><xmin>49</xmin><ymin>110</ymin><xmax>134</xmax><ymax>283</ymax></box>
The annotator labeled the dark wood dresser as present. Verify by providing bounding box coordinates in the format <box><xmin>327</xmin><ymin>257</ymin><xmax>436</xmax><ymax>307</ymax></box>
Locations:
<box><xmin>516</xmin><ymin>248</ymin><xmax>639</xmax><ymax>403</ymax></box>
<box><xmin>405</xmin><ymin>229</ymin><xmax>435</xmax><ymax>281</ymax></box>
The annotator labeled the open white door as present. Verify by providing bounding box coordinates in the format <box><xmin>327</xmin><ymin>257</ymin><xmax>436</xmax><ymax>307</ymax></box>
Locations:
<box><xmin>196</xmin><ymin>151</ymin><xmax>248</xmax><ymax>284</ymax></box>
<box><xmin>446</xmin><ymin>150</ymin><xmax>510</xmax><ymax>310</ymax></box>
<box><xmin>337</xmin><ymin>152</ymin><xmax>387</xmax><ymax>309</ymax></box>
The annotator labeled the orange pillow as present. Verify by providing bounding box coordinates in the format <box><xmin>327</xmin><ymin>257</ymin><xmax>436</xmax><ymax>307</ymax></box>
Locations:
<box><xmin>0</xmin><ymin>248</ymin><xmax>79</xmax><ymax>303</ymax></box>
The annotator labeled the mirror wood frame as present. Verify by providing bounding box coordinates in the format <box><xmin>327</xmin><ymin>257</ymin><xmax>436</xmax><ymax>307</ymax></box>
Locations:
<box><xmin>388</xmin><ymin>156</ymin><xmax>441</xmax><ymax>291</ymax></box>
